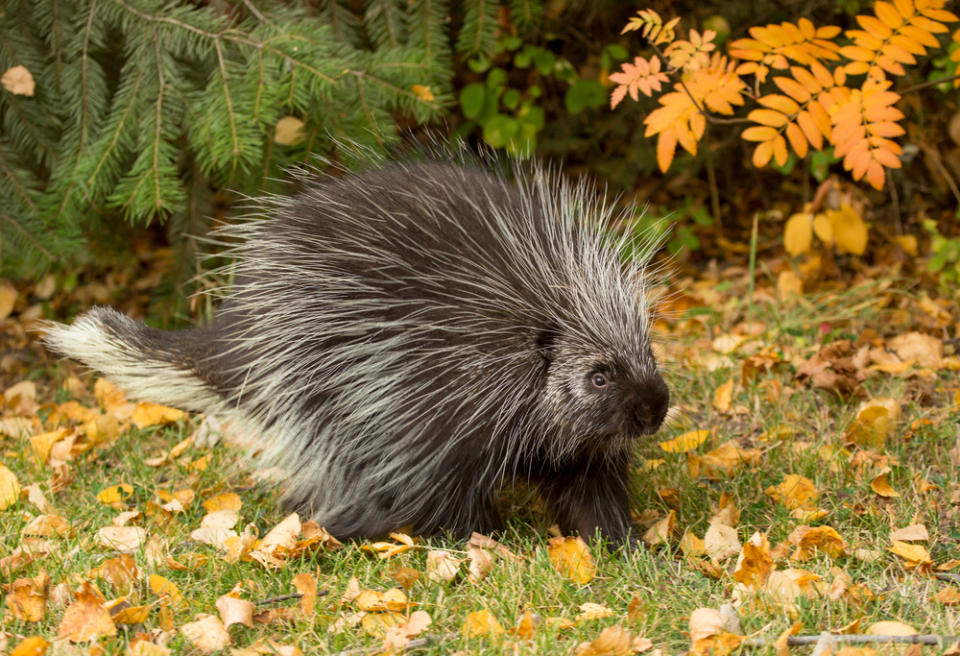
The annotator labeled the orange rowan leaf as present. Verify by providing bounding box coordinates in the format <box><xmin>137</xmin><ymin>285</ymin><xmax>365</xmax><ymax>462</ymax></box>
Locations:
<box><xmin>785</xmin><ymin>122</ymin><xmax>808</xmax><ymax>158</ymax></box>
<box><xmin>796</xmin><ymin>110</ymin><xmax>823</xmax><ymax>149</ymax></box>
<box><xmin>858</xmin><ymin>15</ymin><xmax>894</xmax><ymax>38</ymax></box>
<box><xmin>759</xmin><ymin>94</ymin><xmax>800</xmax><ymax>114</ymax></box>
<box><xmin>742</xmin><ymin>126</ymin><xmax>779</xmax><ymax>141</ymax></box>
<box><xmin>772</xmin><ymin>135</ymin><xmax>788</xmax><ymax>166</ymax></box>
<box><xmin>657</xmin><ymin>127</ymin><xmax>678</xmax><ymax>172</ymax></box>
<box><xmin>729</xmin><ymin>19</ymin><xmax>841</xmax><ymax>79</ymax></box>
<box><xmin>748</xmin><ymin>108</ymin><xmax>790</xmax><ymax>127</ymax></box>
<box><xmin>609</xmin><ymin>56</ymin><xmax>670</xmax><ymax>108</ymax></box>
<box><xmin>753</xmin><ymin>140</ymin><xmax>774</xmax><ymax>167</ymax></box>
<box><xmin>900</xmin><ymin>24</ymin><xmax>940</xmax><ymax>47</ymax></box>
<box><xmin>875</xmin><ymin>2</ymin><xmax>904</xmax><ymax>28</ymax></box>
<box><xmin>773</xmin><ymin>77</ymin><xmax>812</xmax><ymax>102</ymax></box>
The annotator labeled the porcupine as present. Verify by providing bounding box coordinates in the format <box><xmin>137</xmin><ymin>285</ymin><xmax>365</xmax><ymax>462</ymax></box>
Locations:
<box><xmin>43</xmin><ymin>156</ymin><xmax>670</xmax><ymax>546</ymax></box>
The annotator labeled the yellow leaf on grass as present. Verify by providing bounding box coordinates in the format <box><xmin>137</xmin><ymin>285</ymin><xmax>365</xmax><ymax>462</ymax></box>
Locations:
<box><xmin>784</xmin><ymin>213</ymin><xmax>813</xmax><ymax>255</ymax></box>
<box><xmin>643</xmin><ymin>510</ymin><xmax>676</xmax><ymax>547</ymax></box>
<box><xmin>870</xmin><ymin>470</ymin><xmax>899</xmax><ymax>498</ymax></box>
<box><xmin>96</xmin><ymin>484</ymin><xmax>133</xmax><ymax>505</ymax></box>
<box><xmin>131</xmin><ymin>402</ymin><xmax>185</xmax><ymax>429</ymax></box>
<box><xmin>149</xmin><ymin>574</ymin><xmax>185</xmax><ymax>608</ymax></box>
<box><xmin>9</xmin><ymin>636</ymin><xmax>49</xmax><ymax>656</ymax></box>
<box><xmin>766</xmin><ymin>474</ymin><xmax>820</xmax><ymax>510</ymax></box>
<box><xmin>575</xmin><ymin>625</ymin><xmax>633</xmax><ymax>656</ymax></box>
<box><xmin>866</xmin><ymin>621</ymin><xmax>916</xmax><ymax>636</ymax></box>
<box><xmin>3</xmin><ymin>571</ymin><xmax>50</xmax><ymax>621</ymax></box>
<box><xmin>354</xmin><ymin>588</ymin><xmax>410</xmax><ymax>612</ymax></box>
<box><xmin>57</xmin><ymin>582</ymin><xmax>117</xmax><ymax>642</ymax></box>
<box><xmin>688</xmin><ymin>441</ymin><xmax>761</xmax><ymax>480</ymax></box>
<box><xmin>889</xmin><ymin>524</ymin><xmax>929</xmax><ymax>542</ymax></box>
<box><xmin>202</xmin><ymin>492</ymin><xmax>242</xmax><ymax>512</ymax></box>
<box><xmin>659</xmin><ymin>429</ymin><xmax>710</xmax><ymax>453</ymax></box>
<box><xmin>733</xmin><ymin>532</ymin><xmax>773</xmax><ymax>588</ymax></box>
<box><xmin>789</xmin><ymin>525</ymin><xmax>846</xmax><ymax>561</ymax></box>
<box><xmin>935</xmin><ymin>586</ymin><xmax>960</xmax><ymax>605</ymax></box>
<box><xmin>576</xmin><ymin>602</ymin><xmax>614</xmax><ymax>622</ymax></box>
<box><xmin>713</xmin><ymin>379</ymin><xmax>734</xmax><ymax>413</ymax></box>
<box><xmin>112</xmin><ymin>604</ymin><xmax>152</xmax><ymax>624</ymax></box>
<box><xmin>547</xmin><ymin>536</ymin><xmax>596</xmax><ymax>584</ymax></box>
<box><xmin>181</xmin><ymin>614</ymin><xmax>231</xmax><ymax>653</ymax></box>
<box><xmin>462</xmin><ymin>609</ymin><xmax>504</xmax><ymax>637</ymax></box>
<box><xmin>889</xmin><ymin>540</ymin><xmax>932</xmax><ymax>567</ymax></box>
<box><xmin>0</xmin><ymin>463</ymin><xmax>21</xmax><ymax>510</ymax></box>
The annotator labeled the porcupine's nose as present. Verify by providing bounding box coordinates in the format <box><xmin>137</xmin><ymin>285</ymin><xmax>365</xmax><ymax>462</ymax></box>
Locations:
<box><xmin>629</xmin><ymin>375</ymin><xmax>670</xmax><ymax>436</ymax></box>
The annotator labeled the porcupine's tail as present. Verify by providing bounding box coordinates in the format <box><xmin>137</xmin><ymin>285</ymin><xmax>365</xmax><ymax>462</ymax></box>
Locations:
<box><xmin>42</xmin><ymin>306</ymin><xmax>224</xmax><ymax>412</ymax></box>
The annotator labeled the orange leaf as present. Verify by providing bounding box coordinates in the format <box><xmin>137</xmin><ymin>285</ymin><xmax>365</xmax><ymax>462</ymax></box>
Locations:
<box><xmin>785</xmin><ymin>122</ymin><xmax>808</xmax><ymax>158</ymax></box>
<box><xmin>657</xmin><ymin>128</ymin><xmax>678</xmax><ymax>173</ymax></box>
<box><xmin>753</xmin><ymin>140</ymin><xmax>774</xmax><ymax>167</ymax></box>
<box><xmin>773</xmin><ymin>77</ymin><xmax>811</xmax><ymax>102</ymax></box>
<box><xmin>749</xmin><ymin>109</ymin><xmax>789</xmax><ymax>127</ymax></box>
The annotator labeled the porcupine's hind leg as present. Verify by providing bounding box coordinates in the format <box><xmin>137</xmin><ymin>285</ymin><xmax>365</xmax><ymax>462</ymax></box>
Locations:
<box><xmin>535</xmin><ymin>450</ymin><xmax>634</xmax><ymax>547</ymax></box>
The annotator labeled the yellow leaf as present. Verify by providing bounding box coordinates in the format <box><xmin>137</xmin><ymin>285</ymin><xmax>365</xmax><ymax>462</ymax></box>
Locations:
<box><xmin>713</xmin><ymin>378</ymin><xmax>734</xmax><ymax>413</ymax></box>
<box><xmin>149</xmin><ymin>574</ymin><xmax>185</xmax><ymax>608</ymax></box>
<box><xmin>934</xmin><ymin>586</ymin><xmax>960</xmax><ymax>605</ymax></box>
<box><xmin>733</xmin><ymin>532</ymin><xmax>773</xmax><ymax>588</ymax></box>
<box><xmin>789</xmin><ymin>525</ymin><xmax>846</xmax><ymax>561</ymax></box>
<box><xmin>825</xmin><ymin>204</ymin><xmax>868</xmax><ymax>255</ymax></box>
<box><xmin>889</xmin><ymin>540</ymin><xmax>932</xmax><ymax>566</ymax></box>
<box><xmin>575</xmin><ymin>625</ymin><xmax>633</xmax><ymax>656</ymax></box>
<box><xmin>643</xmin><ymin>510</ymin><xmax>676</xmax><ymax>547</ymax></box>
<box><xmin>866</xmin><ymin>621</ymin><xmax>916</xmax><ymax>636</ymax></box>
<box><xmin>870</xmin><ymin>471</ymin><xmax>899</xmax><ymax>498</ymax></box>
<box><xmin>547</xmin><ymin>536</ymin><xmax>596</xmax><ymax>584</ymax></box>
<box><xmin>96</xmin><ymin>484</ymin><xmax>133</xmax><ymax>505</ymax></box>
<box><xmin>112</xmin><ymin>604</ymin><xmax>152</xmax><ymax>624</ymax></box>
<box><xmin>0</xmin><ymin>462</ymin><xmax>21</xmax><ymax>510</ymax></box>
<box><xmin>3</xmin><ymin>571</ymin><xmax>50</xmax><ymax>621</ymax></box>
<box><xmin>462</xmin><ymin>609</ymin><xmax>505</xmax><ymax>637</ymax></box>
<box><xmin>57</xmin><ymin>582</ymin><xmax>117</xmax><ymax>643</ymax></box>
<box><xmin>784</xmin><ymin>212</ymin><xmax>813</xmax><ymax>255</ymax></box>
<box><xmin>659</xmin><ymin>429</ymin><xmax>710</xmax><ymax>453</ymax></box>
<box><xmin>777</xmin><ymin>270</ymin><xmax>803</xmax><ymax>300</ymax></box>
<box><xmin>812</xmin><ymin>212</ymin><xmax>833</xmax><ymax>245</ymax></box>
<box><xmin>131</xmin><ymin>402</ymin><xmax>185</xmax><ymax>429</ymax></box>
<box><xmin>202</xmin><ymin>492</ymin><xmax>242</xmax><ymax>512</ymax></box>
<box><xmin>688</xmin><ymin>441</ymin><xmax>761</xmax><ymax>480</ymax></box>
<box><xmin>9</xmin><ymin>636</ymin><xmax>49</xmax><ymax>656</ymax></box>
<box><xmin>354</xmin><ymin>588</ymin><xmax>410</xmax><ymax>612</ymax></box>
<box><xmin>766</xmin><ymin>474</ymin><xmax>820</xmax><ymax>510</ymax></box>
<box><xmin>181</xmin><ymin>614</ymin><xmax>232</xmax><ymax>653</ymax></box>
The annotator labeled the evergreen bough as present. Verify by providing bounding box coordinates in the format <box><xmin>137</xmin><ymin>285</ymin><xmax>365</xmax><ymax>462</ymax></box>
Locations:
<box><xmin>0</xmin><ymin>0</ymin><xmax>535</xmax><ymax>277</ymax></box>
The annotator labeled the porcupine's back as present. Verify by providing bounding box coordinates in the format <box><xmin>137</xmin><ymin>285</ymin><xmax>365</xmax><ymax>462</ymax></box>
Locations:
<box><xmin>46</xmin><ymin>159</ymin><xmax>656</xmax><ymax>539</ymax></box>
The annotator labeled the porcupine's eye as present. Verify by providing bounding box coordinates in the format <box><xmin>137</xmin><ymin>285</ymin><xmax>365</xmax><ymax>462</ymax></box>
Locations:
<box><xmin>589</xmin><ymin>372</ymin><xmax>609</xmax><ymax>389</ymax></box>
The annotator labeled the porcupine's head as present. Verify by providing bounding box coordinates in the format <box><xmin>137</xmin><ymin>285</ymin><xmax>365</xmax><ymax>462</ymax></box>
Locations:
<box><xmin>517</xmin><ymin>171</ymin><xmax>670</xmax><ymax>462</ymax></box>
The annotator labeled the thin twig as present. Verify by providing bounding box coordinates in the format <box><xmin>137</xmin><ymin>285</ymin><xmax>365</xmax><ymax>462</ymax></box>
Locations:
<box><xmin>254</xmin><ymin>589</ymin><xmax>328</xmax><ymax>605</ymax></box>
<box><xmin>744</xmin><ymin>633</ymin><xmax>960</xmax><ymax>648</ymax></box>
<box><xmin>936</xmin><ymin>572</ymin><xmax>960</xmax><ymax>584</ymax></box>
<box><xmin>900</xmin><ymin>73</ymin><xmax>960</xmax><ymax>95</ymax></box>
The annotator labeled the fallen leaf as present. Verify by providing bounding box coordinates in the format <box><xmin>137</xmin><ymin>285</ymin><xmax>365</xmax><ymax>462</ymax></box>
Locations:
<box><xmin>889</xmin><ymin>541</ymin><xmax>932</xmax><ymax>569</ymax></box>
<box><xmin>149</xmin><ymin>574</ymin><xmax>185</xmax><ymax>608</ymax></box>
<box><xmin>547</xmin><ymin>536</ymin><xmax>596</xmax><ymax>584</ymax></box>
<box><xmin>643</xmin><ymin>510</ymin><xmax>676</xmax><ymax>547</ymax></box>
<box><xmin>467</xmin><ymin>546</ymin><xmax>494</xmax><ymax>583</ymax></box>
<box><xmin>575</xmin><ymin>625</ymin><xmax>633</xmax><ymax>656</ymax></box>
<box><xmin>659</xmin><ymin>429</ymin><xmax>710</xmax><ymax>453</ymax></box>
<box><xmin>131</xmin><ymin>402</ymin><xmax>185</xmax><ymax>429</ymax></box>
<box><xmin>688</xmin><ymin>441</ymin><xmax>761</xmax><ymax>480</ymax></box>
<box><xmin>0</xmin><ymin>463</ymin><xmax>21</xmax><ymax>510</ymax></box>
<box><xmin>509</xmin><ymin>611</ymin><xmax>541</xmax><ymax>639</ymax></box>
<box><xmin>462</xmin><ymin>609</ymin><xmax>505</xmax><ymax>637</ymax></box>
<box><xmin>96</xmin><ymin>483</ymin><xmax>133</xmax><ymax>505</ymax></box>
<box><xmin>935</xmin><ymin>587</ymin><xmax>960</xmax><ymax>605</ymax></box>
<box><xmin>705</xmin><ymin>522</ymin><xmax>740</xmax><ymax>562</ymax></box>
<box><xmin>689</xmin><ymin>607</ymin><xmax>726</xmax><ymax>642</ymax></box>
<box><xmin>788</xmin><ymin>525</ymin><xmax>846</xmax><ymax>561</ymax></box>
<box><xmin>870</xmin><ymin>470</ymin><xmax>899</xmax><ymax>498</ymax></box>
<box><xmin>889</xmin><ymin>524</ymin><xmax>929</xmax><ymax>542</ymax></box>
<box><xmin>766</xmin><ymin>474</ymin><xmax>820</xmax><ymax>510</ymax></box>
<box><xmin>95</xmin><ymin>526</ymin><xmax>146</xmax><ymax>553</ymax></box>
<box><xmin>355</xmin><ymin>588</ymin><xmax>410</xmax><ymax>612</ymax></box>
<box><xmin>733</xmin><ymin>532</ymin><xmax>773</xmax><ymax>588</ymax></box>
<box><xmin>291</xmin><ymin>572</ymin><xmax>317</xmax><ymax>616</ymax></box>
<box><xmin>576</xmin><ymin>602</ymin><xmax>614</xmax><ymax>621</ymax></box>
<box><xmin>866</xmin><ymin>620</ymin><xmax>916</xmax><ymax>635</ymax></box>
<box><xmin>202</xmin><ymin>492</ymin><xmax>242</xmax><ymax>512</ymax></box>
<box><xmin>713</xmin><ymin>379</ymin><xmax>734</xmax><ymax>413</ymax></box>
<box><xmin>426</xmin><ymin>549</ymin><xmax>462</xmax><ymax>582</ymax></box>
<box><xmin>216</xmin><ymin>592</ymin><xmax>255</xmax><ymax>628</ymax></box>
<box><xmin>181</xmin><ymin>614</ymin><xmax>231</xmax><ymax>653</ymax></box>
<box><xmin>382</xmin><ymin>610</ymin><xmax>431</xmax><ymax>651</ymax></box>
<box><xmin>3</xmin><ymin>570</ymin><xmax>50</xmax><ymax>621</ymax></box>
<box><xmin>57</xmin><ymin>582</ymin><xmax>117</xmax><ymax>642</ymax></box>
<box><xmin>8</xmin><ymin>636</ymin><xmax>49</xmax><ymax>656</ymax></box>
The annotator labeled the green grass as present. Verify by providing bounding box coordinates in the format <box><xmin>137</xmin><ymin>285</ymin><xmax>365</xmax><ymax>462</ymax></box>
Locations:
<box><xmin>2</xmin><ymin>284</ymin><xmax>960</xmax><ymax>655</ymax></box>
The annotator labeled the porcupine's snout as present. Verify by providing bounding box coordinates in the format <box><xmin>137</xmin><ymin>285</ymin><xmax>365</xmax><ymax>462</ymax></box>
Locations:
<box><xmin>625</xmin><ymin>374</ymin><xmax>670</xmax><ymax>437</ymax></box>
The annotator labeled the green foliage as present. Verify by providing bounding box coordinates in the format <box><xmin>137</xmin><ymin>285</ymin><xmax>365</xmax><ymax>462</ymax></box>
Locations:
<box><xmin>1</xmin><ymin>0</ymin><xmax>491</xmax><ymax>278</ymax></box>
<box><xmin>924</xmin><ymin>218</ymin><xmax>960</xmax><ymax>294</ymax></box>
<box><xmin>456</xmin><ymin>14</ymin><xmax>613</xmax><ymax>156</ymax></box>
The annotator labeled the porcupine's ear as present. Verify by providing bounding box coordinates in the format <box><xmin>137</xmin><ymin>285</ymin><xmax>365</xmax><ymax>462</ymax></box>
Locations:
<box><xmin>535</xmin><ymin>323</ymin><xmax>560</xmax><ymax>364</ymax></box>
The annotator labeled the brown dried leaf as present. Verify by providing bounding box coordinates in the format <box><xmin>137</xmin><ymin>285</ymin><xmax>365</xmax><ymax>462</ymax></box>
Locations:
<box><xmin>3</xmin><ymin>571</ymin><xmax>50</xmax><ymax>621</ymax></box>
<box><xmin>216</xmin><ymin>593</ymin><xmax>255</xmax><ymax>629</ymax></box>
<box><xmin>575</xmin><ymin>625</ymin><xmax>633</xmax><ymax>656</ymax></box>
